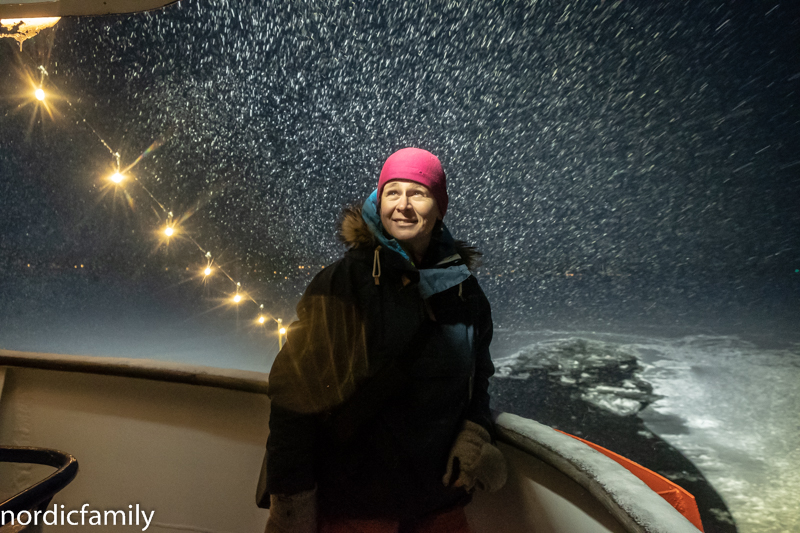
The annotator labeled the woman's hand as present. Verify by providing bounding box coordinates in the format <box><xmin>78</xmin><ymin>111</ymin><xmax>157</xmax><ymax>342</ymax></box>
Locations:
<box><xmin>265</xmin><ymin>487</ymin><xmax>317</xmax><ymax>533</ymax></box>
<box><xmin>442</xmin><ymin>420</ymin><xmax>508</xmax><ymax>493</ymax></box>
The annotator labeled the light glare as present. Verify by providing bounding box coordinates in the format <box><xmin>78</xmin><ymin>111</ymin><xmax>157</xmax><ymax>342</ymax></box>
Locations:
<box><xmin>164</xmin><ymin>226</ymin><xmax>174</xmax><ymax>237</ymax></box>
<box><xmin>233</xmin><ymin>294</ymin><xmax>242</xmax><ymax>303</ymax></box>
<box><xmin>279</xmin><ymin>327</ymin><xmax>287</xmax><ymax>335</ymax></box>
<box><xmin>110</xmin><ymin>172</ymin><xmax>124</xmax><ymax>184</ymax></box>
<box><xmin>34</xmin><ymin>88</ymin><xmax>45</xmax><ymax>101</ymax></box>
<box><xmin>0</xmin><ymin>18</ymin><xmax>60</xmax><ymax>49</ymax></box>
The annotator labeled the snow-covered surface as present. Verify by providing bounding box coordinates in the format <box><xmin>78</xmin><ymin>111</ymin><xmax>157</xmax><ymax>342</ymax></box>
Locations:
<box><xmin>0</xmin><ymin>348</ymin><xmax>269</xmax><ymax>393</ymax></box>
<box><xmin>493</xmin><ymin>330</ymin><xmax>800</xmax><ymax>533</ymax></box>
<box><xmin>495</xmin><ymin>412</ymin><xmax>700</xmax><ymax>533</ymax></box>
<box><xmin>632</xmin><ymin>335</ymin><xmax>800</xmax><ymax>533</ymax></box>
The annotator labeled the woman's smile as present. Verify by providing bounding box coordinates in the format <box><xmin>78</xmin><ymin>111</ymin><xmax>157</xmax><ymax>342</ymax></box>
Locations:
<box><xmin>380</xmin><ymin>180</ymin><xmax>441</xmax><ymax>262</ymax></box>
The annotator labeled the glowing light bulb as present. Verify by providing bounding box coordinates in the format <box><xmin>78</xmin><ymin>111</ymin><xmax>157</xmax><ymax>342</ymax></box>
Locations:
<box><xmin>35</xmin><ymin>88</ymin><xmax>45</xmax><ymax>101</ymax></box>
<box><xmin>204</xmin><ymin>267</ymin><xmax>212</xmax><ymax>276</ymax></box>
<box><xmin>279</xmin><ymin>327</ymin><xmax>287</xmax><ymax>335</ymax></box>
<box><xmin>258</xmin><ymin>316</ymin><xmax>266</xmax><ymax>324</ymax></box>
<box><xmin>233</xmin><ymin>294</ymin><xmax>242</xmax><ymax>303</ymax></box>
<box><xmin>110</xmin><ymin>172</ymin><xmax>125</xmax><ymax>184</ymax></box>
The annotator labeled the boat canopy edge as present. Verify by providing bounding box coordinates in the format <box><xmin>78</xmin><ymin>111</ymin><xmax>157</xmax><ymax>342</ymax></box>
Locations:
<box><xmin>0</xmin><ymin>0</ymin><xmax>178</xmax><ymax>18</ymax></box>
<box><xmin>0</xmin><ymin>349</ymin><xmax>269</xmax><ymax>394</ymax></box>
<box><xmin>494</xmin><ymin>412</ymin><xmax>701</xmax><ymax>533</ymax></box>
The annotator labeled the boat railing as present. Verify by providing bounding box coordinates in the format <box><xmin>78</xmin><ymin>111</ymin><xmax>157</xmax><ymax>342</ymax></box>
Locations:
<box><xmin>494</xmin><ymin>412</ymin><xmax>702</xmax><ymax>533</ymax></box>
<box><xmin>0</xmin><ymin>351</ymin><xmax>702</xmax><ymax>532</ymax></box>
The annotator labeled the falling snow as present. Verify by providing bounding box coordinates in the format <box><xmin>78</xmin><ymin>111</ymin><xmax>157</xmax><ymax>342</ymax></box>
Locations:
<box><xmin>1</xmin><ymin>2</ymin><xmax>799</xmax><ymax>532</ymax></box>
<box><xmin>2</xmin><ymin>1</ymin><xmax>797</xmax><ymax>323</ymax></box>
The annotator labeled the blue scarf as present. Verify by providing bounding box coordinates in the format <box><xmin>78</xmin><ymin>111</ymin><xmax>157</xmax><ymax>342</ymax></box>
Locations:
<box><xmin>361</xmin><ymin>189</ymin><xmax>471</xmax><ymax>299</ymax></box>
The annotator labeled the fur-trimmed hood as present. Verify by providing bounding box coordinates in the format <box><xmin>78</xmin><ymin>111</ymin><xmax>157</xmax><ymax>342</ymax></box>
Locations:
<box><xmin>338</xmin><ymin>201</ymin><xmax>482</xmax><ymax>272</ymax></box>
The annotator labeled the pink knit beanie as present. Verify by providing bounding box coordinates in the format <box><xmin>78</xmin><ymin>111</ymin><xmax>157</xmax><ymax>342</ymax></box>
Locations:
<box><xmin>378</xmin><ymin>148</ymin><xmax>448</xmax><ymax>217</ymax></box>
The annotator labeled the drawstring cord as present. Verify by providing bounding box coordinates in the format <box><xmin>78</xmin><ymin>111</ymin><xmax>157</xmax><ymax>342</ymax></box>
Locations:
<box><xmin>372</xmin><ymin>246</ymin><xmax>382</xmax><ymax>285</ymax></box>
<box><xmin>373</xmin><ymin>246</ymin><xmax>463</xmax><ymax>298</ymax></box>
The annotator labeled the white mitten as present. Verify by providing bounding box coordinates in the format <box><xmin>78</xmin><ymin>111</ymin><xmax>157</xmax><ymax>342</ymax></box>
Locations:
<box><xmin>442</xmin><ymin>420</ymin><xmax>507</xmax><ymax>493</ymax></box>
<box><xmin>265</xmin><ymin>487</ymin><xmax>317</xmax><ymax>533</ymax></box>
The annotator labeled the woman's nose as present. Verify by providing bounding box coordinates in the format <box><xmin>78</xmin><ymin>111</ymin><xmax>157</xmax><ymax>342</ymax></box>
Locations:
<box><xmin>397</xmin><ymin>195</ymin><xmax>410</xmax><ymax>210</ymax></box>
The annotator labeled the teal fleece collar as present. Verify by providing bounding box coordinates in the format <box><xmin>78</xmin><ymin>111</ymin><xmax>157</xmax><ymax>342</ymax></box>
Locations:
<box><xmin>362</xmin><ymin>189</ymin><xmax>471</xmax><ymax>299</ymax></box>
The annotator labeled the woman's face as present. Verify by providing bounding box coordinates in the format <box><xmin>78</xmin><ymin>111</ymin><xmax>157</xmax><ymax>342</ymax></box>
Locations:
<box><xmin>380</xmin><ymin>180</ymin><xmax>441</xmax><ymax>250</ymax></box>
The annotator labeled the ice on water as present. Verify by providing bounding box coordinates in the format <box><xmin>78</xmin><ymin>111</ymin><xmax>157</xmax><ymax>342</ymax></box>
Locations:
<box><xmin>495</xmin><ymin>331</ymin><xmax>800</xmax><ymax>533</ymax></box>
<box><xmin>495</xmin><ymin>337</ymin><xmax>661</xmax><ymax>417</ymax></box>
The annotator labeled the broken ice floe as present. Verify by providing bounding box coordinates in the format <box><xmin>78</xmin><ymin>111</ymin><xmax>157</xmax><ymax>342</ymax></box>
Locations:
<box><xmin>494</xmin><ymin>338</ymin><xmax>662</xmax><ymax>417</ymax></box>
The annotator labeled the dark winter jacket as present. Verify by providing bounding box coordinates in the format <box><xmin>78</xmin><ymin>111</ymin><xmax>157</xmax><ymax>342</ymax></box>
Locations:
<box><xmin>265</xmin><ymin>191</ymin><xmax>495</xmax><ymax>521</ymax></box>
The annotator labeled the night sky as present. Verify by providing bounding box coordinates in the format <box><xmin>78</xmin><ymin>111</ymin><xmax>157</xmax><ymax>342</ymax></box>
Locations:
<box><xmin>1</xmin><ymin>0</ymin><xmax>799</xmax><ymax>342</ymax></box>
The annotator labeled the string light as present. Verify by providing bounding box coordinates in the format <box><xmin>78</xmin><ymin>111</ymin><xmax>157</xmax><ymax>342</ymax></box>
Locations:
<box><xmin>9</xmin><ymin>56</ymin><xmax>288</xmax><ymax>349</ymax></box>
<box><xmin>232</xmin><ymin>282</ymin><xmax>243</xmax><ymax>304</ymax></box>
<box><xmin>277</xmin><ymin>318</ymin><xmax>286</xmax><ymax>349</ymax></box>
<box><xmin>202</xmin><ymin>251</ymin><xmax>214</xmax><ymax>278</ymax></box>
<box><xmin>163</xmin><ymin>211</ymin><xmax>175</xmax><ymax>238</ymax></box>
<box><xmin>16</xmin><ymin>66</ymin><xmax>57</xmax><ymax>122</ymax></box>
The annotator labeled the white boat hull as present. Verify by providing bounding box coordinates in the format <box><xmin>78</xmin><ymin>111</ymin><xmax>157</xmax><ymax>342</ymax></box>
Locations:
<box><xmin>0</xmin><ymin>351</ymin><xmax>700</xmax><ymax>533</ymax></box>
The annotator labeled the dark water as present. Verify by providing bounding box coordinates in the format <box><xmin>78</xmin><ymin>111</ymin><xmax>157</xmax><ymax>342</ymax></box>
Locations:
<box><xmin>490</xmin><ymin>332</ymin><xmax>800</xmax><ymax>533</ymax></box>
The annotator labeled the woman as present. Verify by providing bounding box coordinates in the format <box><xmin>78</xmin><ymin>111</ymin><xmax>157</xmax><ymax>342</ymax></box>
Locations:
<box><xmin>262</xmin><ymin>148</ymin><xmax>506</xmax><ymax>533</ymax></box>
